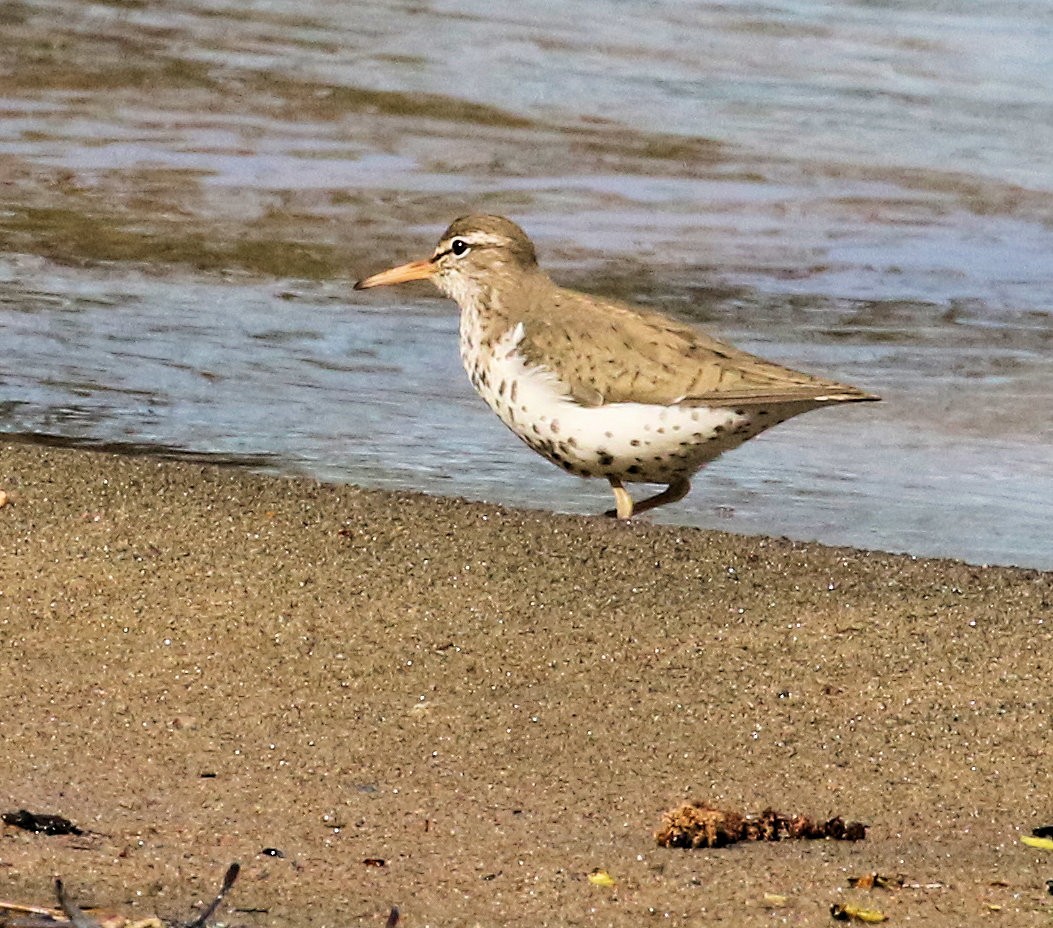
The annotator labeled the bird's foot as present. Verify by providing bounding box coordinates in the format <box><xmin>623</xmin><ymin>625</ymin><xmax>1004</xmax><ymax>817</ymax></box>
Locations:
<box><xmin>607</xmin><ymin>479</ymin><xmax>635</xmax><ymax>520</ymax></box>
<box><xmin>605</xmin><ymin>478</ymin><xmax>692</xmax><ymax>520</ymax></box>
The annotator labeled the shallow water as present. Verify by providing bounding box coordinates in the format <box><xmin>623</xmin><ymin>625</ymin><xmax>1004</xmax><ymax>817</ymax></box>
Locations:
<box><xmin>1</xmin><ymin>0</ymin><xmax>1051</xmax><ymax>568</ymax></box>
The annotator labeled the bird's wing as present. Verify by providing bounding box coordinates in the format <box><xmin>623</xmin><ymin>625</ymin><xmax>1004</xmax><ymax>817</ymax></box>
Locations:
<box><xmin>514</xmin><ymin>287</ymin><xmax>877</xmax><ymax>408</ymax></box>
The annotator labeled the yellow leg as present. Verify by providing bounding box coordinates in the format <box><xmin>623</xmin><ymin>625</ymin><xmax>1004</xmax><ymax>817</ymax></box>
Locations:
<box><xmin>606</xmin><ymin>478</ymin><xmax>635</xmax><ymax>519</ymax></box>
<box><xmin>629</xmin><ymin>478</ymin><xmax>691</xmax><ymax>517</ymax></box>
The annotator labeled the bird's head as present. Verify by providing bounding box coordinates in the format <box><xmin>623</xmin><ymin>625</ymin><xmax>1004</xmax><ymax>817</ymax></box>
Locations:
<box><xmin>354</xmin><ymin>214</ymin><xmax>539</xmax><ymax>306</ymax></box>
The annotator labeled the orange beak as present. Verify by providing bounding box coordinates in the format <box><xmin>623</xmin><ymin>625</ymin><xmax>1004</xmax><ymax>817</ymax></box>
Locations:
<box><xmin>353</xmin><ymin>258</ymin><xmax>433</xmax><ymax>290</ymax></box>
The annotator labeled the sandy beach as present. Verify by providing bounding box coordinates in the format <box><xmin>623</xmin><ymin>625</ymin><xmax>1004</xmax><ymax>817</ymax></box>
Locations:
<box><xmin>0</xmin><ymin>439</ymin><xmax>1049</xmax><ymax>926</ymax></box>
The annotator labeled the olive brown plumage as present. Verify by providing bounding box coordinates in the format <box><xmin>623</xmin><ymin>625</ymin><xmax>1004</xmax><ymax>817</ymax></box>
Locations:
<box><xmin>355</xmin><ymin>215</ymin><xmax>878</xmax><ymax>519</ymax></box>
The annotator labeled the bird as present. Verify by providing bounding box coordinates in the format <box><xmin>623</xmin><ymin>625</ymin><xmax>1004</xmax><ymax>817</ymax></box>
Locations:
<box><xmin>354</xmin><ymin>215</ymin><xmax>878</xmax><ymax>520</ymax></box>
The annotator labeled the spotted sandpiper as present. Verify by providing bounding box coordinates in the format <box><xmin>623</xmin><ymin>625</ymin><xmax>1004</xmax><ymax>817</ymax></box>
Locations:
<box><xmin>355</xmin><ymin>215</ymin><xmax>878</xmax><ymax>519</ymax></box>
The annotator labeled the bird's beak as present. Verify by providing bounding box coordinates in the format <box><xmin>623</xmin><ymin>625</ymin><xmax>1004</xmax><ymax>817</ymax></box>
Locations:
<box><xmin>353</xmin><ymin>258</ymin><xmax>433</xmax><ymax>290</ymax></box>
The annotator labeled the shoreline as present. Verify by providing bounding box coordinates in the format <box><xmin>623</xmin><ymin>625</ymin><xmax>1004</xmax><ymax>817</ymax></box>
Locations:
<box><xmin>1</xmin><ymin>440</ymin><xmax>1050</xmax><ymax>927</ymax></box>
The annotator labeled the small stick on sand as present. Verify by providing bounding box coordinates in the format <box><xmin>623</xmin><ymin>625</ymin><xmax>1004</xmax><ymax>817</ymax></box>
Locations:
<box><xmin>185</xmin><ymin>863</ymin><xmax>240</xmax><ymax>928</ymax></box>
<box><xmin>54</xmin><ymin>880</ymin><xmax>102</xmax><ymax>928</ymax></box>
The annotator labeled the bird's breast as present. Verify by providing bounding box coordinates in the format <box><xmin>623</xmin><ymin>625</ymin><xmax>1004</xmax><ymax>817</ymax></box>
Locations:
<box><xmin>460</xmin><ymin>323</ymin><xmax>783</xmax><ymax>483</ymax></box>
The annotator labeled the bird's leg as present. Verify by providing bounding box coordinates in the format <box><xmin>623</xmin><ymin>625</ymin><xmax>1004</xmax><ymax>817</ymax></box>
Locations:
<box><xmin>630</xmin><ymin>477</ymin><xmax>691</xmax><ymax>516</ymax></box>
<box><xmin>605</xmin><ymin>478</ymin><xmax>635</xmax><ymax>520</ymax></box>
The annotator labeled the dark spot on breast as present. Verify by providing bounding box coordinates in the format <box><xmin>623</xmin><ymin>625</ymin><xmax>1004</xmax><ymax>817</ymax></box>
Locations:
<box><xmin>510</xmin><ymin>382</ymin><xmax>518</xmax><ymax>403</ymax></box>
<box><xmin>550</xmin><ymin>419</ymin><xmax>560</xmax><ymax>434</ymax></box>
<box><xmin>598</xmin><ymin>452</ymin><xmax>614</xmax><ymax>466</ymax></box>
<box><xmin>604</xmin><ymin>431</ymin><xmax>614</xmax><ymax>439</ymax></box>
<box><xmin>627</xmin><ymin>464</ymin><xmax>641</xmax><ymax>475</ymax></box>
<box><xmin>498</xmin><ymin>379</ymin><xmax>507</xmax><ymax>396</ymax></box>
<box><xmin>713</xmin><ymin>424</ymin><xmax>724</xmax><ymax>434</ymax></box>
<box><xmin>566</xmin><ymin>436</ymin><xmax>578</xmax><ymax>447</ymax></box>
<box><xmin>630</xmin><ymin>439</ymin><xmax>640</xmax><ymax>447</ymax></box>
<box><xmin>735</xmin><ymin>409</ymin><xmax>746</xmax><ymax>416</ymax></box>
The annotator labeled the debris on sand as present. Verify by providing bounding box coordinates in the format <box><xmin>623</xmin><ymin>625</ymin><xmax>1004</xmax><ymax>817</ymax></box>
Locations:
<box><xmin>587</xmin><ymin>869</ymin><xmax>617</xmax><ymax>888</ymax></box>
<box><xmin>847</xmin><ymin>873</ymin><xmax>904</xmax><ymax>890</ymax></box>
<box><xmin>55</xmin><ymin>877</ymin><xmax>109</xmax><ymax>928</ymax></box>
<box><xmin>2</xmin><ymin>810</ymin><xmax>84</xmax><ymax>837</ymax></box>
<box><xmin>830</xmin><ymin>901</ymin><xmax>888</xmax><ymax>922</ymax></box>
<box><xmin>655</xmin><ymin>801</ymin><xmax>866</xmax><ymax>849</ymax></box>
<box><xmin>186</xmin><ymin>862</ymin><xmax>240</xmax><ymax>928</ymax></box>
<box><xmin>0</xmin><ymin>863</ymin><xmax>239</xmax><ymax>928</ymax></box>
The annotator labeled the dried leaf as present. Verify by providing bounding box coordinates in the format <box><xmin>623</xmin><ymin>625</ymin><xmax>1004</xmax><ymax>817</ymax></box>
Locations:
<box><xmin>1020</xmin><ymin>834</ymin><xmax>1053</xmax><ymax>850</ymax></box>
<box><xmin>848</xmin><ymin>873</ymin><xmax>903</xmax><ymax>890</ymax></box>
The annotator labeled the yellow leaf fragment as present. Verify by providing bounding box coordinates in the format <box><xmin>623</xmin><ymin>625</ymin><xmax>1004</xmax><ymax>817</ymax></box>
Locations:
<box><xmin>1021</xmin><ymin>835</ymin><xmax>1053</xmax><ymax>850</ymax></box>
<box><xmin>763</xmin><ymin>892</ymin><xmax>788</xmax><ymax>907</ymax></box>
<box><xmin>831</xmin><ymin>902</ymin><xmax>888</xmax><ymax>923</ymax></box>
<box><xmin>588</xmin><ymin>868</ymin><xmax>616</xmax><ymax>888</ymax></box>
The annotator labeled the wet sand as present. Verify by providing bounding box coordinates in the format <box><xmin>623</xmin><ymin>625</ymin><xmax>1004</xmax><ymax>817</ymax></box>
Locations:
<box><xmin>1</xmin><ymin>439</ymin><xmax>1050</xmax><ymax>926</ymax></box>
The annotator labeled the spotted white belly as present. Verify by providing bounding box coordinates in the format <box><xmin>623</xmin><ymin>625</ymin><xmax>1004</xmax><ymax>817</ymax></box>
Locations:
<box><xmin>462</xmin><ymin>322</ymin><xmax>779</xmax><ymax>484</ymax></box>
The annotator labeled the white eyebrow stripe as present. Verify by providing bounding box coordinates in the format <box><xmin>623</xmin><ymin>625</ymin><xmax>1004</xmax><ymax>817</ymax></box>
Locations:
<box><xmin>433</xmin><ymin>232</ymin><xmax>508</xmax><ymax>260</ymax></box>
<box><xmin>445</xmin><ymin>233</ymin><xmax>506</xmax><ymax>248</ymax></box>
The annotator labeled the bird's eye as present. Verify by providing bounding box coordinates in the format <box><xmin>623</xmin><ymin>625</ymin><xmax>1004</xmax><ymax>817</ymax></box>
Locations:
<box><xmin>450</xmin><ymin>238</ymin><xmax>470</xmax><ymax>256</ymax></box>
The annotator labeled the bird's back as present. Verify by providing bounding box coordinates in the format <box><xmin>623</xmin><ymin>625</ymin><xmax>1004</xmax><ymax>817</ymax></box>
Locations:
<box><xmin>510</xmin><ymin>284</ymin><xmax>877</xmax><ymax>410</ymax></box>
